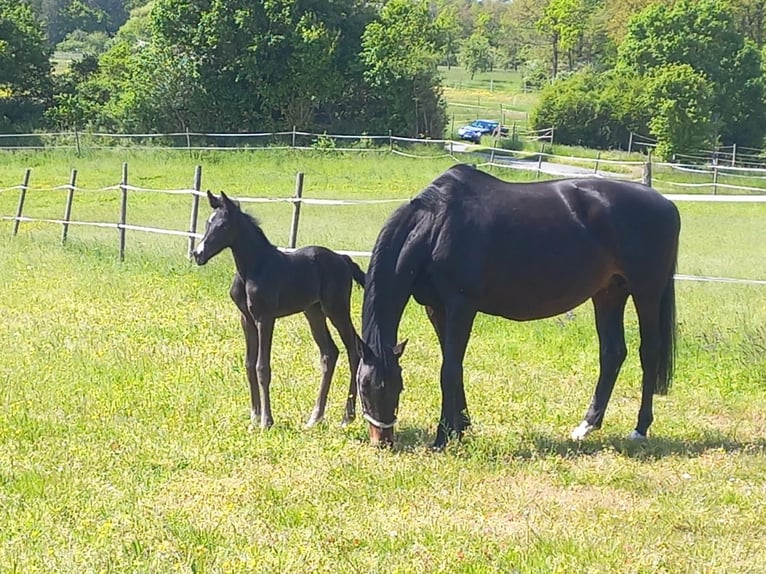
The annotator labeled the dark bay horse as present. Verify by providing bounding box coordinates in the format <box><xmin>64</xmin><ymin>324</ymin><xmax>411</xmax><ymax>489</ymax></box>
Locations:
<box><xmin>356</xmin><ymin>164</ymin><xmax>680</xmax><ymax>448</ymax></box>
<box><xmin>193</xmin><ymin>191</ymin><xmax>365</xmax><ymax>429</ymax></box>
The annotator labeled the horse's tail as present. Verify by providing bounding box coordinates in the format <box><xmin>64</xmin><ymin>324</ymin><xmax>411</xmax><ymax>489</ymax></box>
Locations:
<box><xmin>655</xmin><ymin>250</ymin><xmax>677</xmax><ymax>396</ymax></box>
<box><xmin>343</xmin><ymin>255</ymin><xmax>366</xmax><ymax>288</ymax></box>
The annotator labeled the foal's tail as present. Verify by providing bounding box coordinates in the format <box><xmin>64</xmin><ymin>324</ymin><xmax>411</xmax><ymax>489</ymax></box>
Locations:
<box><xmin>343</xmin><ymin>255</ymin><xmax>366</xmax><ymax>288</ymax></box>
<box><xmin>655</xmin><ymin>256</ymin><xmax>677</xmax><ymax>396</ymax></box>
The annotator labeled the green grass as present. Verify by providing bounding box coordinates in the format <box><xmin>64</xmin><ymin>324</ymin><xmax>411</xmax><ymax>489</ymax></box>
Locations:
<box><xmin>440</xmin><ymin>67</ymin><xmax>537</xmax><ymax>137</ymax></box>
<box><xmin>1</xmin><ymin>150</ymin><xmax>766</xmax><ymax>573</ymax></box>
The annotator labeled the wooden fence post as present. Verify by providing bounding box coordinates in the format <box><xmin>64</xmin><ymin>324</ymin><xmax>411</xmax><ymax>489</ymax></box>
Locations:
<box><xmin>288</xmin><ymin>172</ymin><xmax>304</xmax><ymax>249</ymax></box>
<box><xmin>119</xmin><ymin>162</ymin><xmax>128</xmax><ymax>261</ymax></box>
<box><xmin>594</xmin><ymin>152</ymin><xmax>601</xmax><ymax>175</ymax></box>
<box><xmin>61</xmin><ymin>168</ymin><xmax>78</xmax><ymax>245</ymax></box>
<box><xmin>642</xmin><ymin>150</ymin><xmax>653</xmax><ymax>187</ymax></box>
<box><xmin>12</xmin><ymin>168</ymin><xmax>31</xmax><ymax>236</ymax></box>
<box><xmin>712</xmin><ymin>164</ymin><xmax>719</xmax><ymax>196</ymax></box>
<box><xmin>187</xmin><ymin>165</ymin><xmax>202</xmax><ymax>259</ymax></box>
<box><xmin>627</xmin><ymin>131</ymin><xmax>633</xmax><ymax>154</ymax></box>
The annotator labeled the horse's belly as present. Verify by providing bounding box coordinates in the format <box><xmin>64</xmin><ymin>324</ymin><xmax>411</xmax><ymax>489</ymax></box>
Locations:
<box><xmin>478</xmin><ymin>259</ymin><xmax>615</xmax><ymax>321</ymax></box>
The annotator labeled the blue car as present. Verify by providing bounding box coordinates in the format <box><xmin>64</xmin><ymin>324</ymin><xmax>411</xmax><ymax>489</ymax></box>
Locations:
<box><xmin>456</xmin><ymin>119</ymin><xmax>509</xmax><ymax>143</ymax></box>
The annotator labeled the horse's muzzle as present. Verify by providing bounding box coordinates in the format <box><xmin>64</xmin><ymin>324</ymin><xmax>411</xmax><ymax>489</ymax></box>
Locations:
<box><xmin>368</xmin><ymin>423</ymin><xmax>394</xmax><ymax>447</ymax></box>
<box><xmin>192</xmin><ymin>248</ymin><xmax>207</xmax><ymax>265</ymax></box>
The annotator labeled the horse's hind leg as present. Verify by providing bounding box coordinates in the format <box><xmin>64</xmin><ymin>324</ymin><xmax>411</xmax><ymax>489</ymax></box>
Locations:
<box><xmin>631</xmin><ymin>293</ymin><xmax>664</xmax><ymax>439</ymax></box>
<box><xmin>304</xmin><ymin>304</ymin><xmax>339</xmax><ymax>427</ymax></box>
<box><xmin>327</xmin><ymin>308</ymin><xmax>361</xmax><ymax>427</ymax></box>
<box><xmin>572</xmin><ymin>284</ymin><xmax>629</xmax><ymax>441</ymax></box>
<box><xmin>240</xmin><ymin>313</ymin><xmax>261</xmax><ymax>429</ymax></box>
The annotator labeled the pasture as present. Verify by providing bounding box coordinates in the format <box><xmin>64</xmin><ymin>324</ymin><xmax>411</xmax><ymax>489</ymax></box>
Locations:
<box><xmin>1</xmin><ymin>150</ymin><xmax>765</xmax><ymax>573</ymax></box>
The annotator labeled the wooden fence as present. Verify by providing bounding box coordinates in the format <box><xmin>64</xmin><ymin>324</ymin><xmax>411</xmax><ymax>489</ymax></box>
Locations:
<box><xmin>2</xmin><ymin>162</ymin><xmax>766</xmax><ymax>287</ymax></box>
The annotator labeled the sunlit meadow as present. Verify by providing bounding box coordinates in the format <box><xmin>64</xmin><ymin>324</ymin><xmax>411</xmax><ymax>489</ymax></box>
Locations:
<box><xmin>1</xmin><ymin>148</ymin><xmax>765</xmax><ymax>573</ymax></box>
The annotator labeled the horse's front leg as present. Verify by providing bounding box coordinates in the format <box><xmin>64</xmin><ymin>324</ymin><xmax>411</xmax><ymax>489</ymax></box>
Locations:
<box><xmin>240</xmin><ymin>313</ymin><xmax>261</xmax><ymax>429</ymax></box>
<box><xmin>255</xmin><ymin>317</ymin><xmax>276</xmax><ymax>429</ymax></box>
<box><xmin>433</xmin><ymin>303</ymin><xmax>477</xmax><ymax>450</ymax></box>
<box><xmin>231</xmin><ymin>276</ymin><xmax>261</xmax><ymax>429</ymax></box>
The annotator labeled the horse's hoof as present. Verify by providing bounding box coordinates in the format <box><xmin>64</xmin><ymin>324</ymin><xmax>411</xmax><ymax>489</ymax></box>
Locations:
<box><xmin>340</xmin><ymin>414</ymin><xmax>355</xmax><ymax>428</ymax></box>
<box><xmin>571</xmin><ymin>420</ymin><xmax>596</xmax><ymax>441</ymax></box>
<box><xmin>627</xmin><ymin>430</ymin><xmax>647</xmax><ymax>441</ymax></box>
<box><xmin>304</xmin><ymin>415</ymin><xmax>324</xmax><ymax>428</ymax></box>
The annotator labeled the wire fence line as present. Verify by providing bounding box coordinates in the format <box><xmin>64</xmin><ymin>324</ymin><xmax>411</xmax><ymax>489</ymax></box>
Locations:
<box><xmin>1</xmin><ymin>162</ymin><xmax>764</xmax><ymax>286</ymax></box>
<box><xmin>5</xmin><ymin>128</ymin><xmax>766</xmax><ymax>186</ymax></box>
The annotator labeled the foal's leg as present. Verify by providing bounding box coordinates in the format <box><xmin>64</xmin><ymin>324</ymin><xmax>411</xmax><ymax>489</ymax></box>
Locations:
<box><xmin>304</xmin><ymin>303</ymin><xmax>339</xmax><ymax>427</ymax></box>
<box><xmin>631</xmin><ymin>294</ymin><xmax>663</xmax><ymax>440</ymax></box>
<box><xmin>327</xmin><ymin>309</ymin><xmax>361</xmax><ymax>427</ymax></box>
<box><xmin>254</xmin><ymin>317</ymin><xmax>276</xmax><ymax>429</ymax></box>
<box><xmin>571</xmin><ymin>286</ymin><xmax>628</xmax><ymax>440</ymax></box>
<box><xmin>240</xmin><ymin>313</ymin><xmax>261</xmax><ymax>429</ymax></box>
<box><xmin>231</xmin><ymin>276</ymin><xmax>260</xmax><ymax>428</ymax></box>
<box><xmin>426</xmin><ymin>305</ymin><xmax>471</xmax><ymax>432</ymax></box>
<box><xmin>434</xmin><ymin>301</ymin><xmax>477</xmax><ymax>450</ymax></box>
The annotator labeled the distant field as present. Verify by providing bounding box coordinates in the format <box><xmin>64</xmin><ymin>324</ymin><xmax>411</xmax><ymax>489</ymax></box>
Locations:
<box><xmin>440</xmin><ymin>66</ymin><xmax>537</xmax><ymax>137</ymax></box>
<box><xmin>1</xmin><ymin>150</ymin><xmax>765</xmax><ymax>572</ymax></box>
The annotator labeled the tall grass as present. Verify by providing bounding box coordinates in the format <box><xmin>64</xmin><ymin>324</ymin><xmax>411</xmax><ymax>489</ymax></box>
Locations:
<box><xmin>1</xmin><ymin>150</ymin><xmax>765</xmax><ymax>573</ymax></box>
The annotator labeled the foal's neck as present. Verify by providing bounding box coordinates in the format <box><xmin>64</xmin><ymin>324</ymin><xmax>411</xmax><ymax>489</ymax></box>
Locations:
<box><xmin>230</xmin><ymin>213</ymin><xmax>280</xmax><ymax>278</ymax></box>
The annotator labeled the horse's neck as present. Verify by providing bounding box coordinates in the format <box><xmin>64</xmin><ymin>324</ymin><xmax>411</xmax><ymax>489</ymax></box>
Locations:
<box><xmin>362</xmin><ymin>208</ymin><xmax>427</xmax><ymax>353</ymax></box>
<box><xmin>230</xmin><ymin>217</ymin><xmax>279</xmax><ymax>278</ymax></box>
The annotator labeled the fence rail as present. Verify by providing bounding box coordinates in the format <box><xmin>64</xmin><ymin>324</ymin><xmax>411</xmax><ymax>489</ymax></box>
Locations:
<box><xmin>1</xmin><ymin>162</ymin><xmax>765</xmax><ymax>286</ymax></box>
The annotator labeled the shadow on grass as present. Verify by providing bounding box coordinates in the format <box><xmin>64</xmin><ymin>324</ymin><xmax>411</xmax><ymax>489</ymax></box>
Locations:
<box><xmin>377</xmin><ymin>424</ymin><xmax>766</xmax><ymax>461</ymax></box>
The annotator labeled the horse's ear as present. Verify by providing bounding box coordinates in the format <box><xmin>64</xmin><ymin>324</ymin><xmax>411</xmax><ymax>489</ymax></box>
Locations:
<box><xmin>392</xmin><ymin>339</ymin><xmax>407</xmax><ymax>358</ymax></box>
<box><xmin>220</xmin><ymin>190</ymin><xmax>240</xmax><ymax>209</ymax></box>
<box><xmin>355</xmin><ymin>336</ymin><xmax>374</xmax><ymax>362</ymax></box>
<box><xmin>206</xmin><ymin>190</ymin><xmax>222</xmax><ymax>209</ymax></box>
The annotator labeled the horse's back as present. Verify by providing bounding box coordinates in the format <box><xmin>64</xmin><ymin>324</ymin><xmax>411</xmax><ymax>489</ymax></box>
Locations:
<box><xmin>408</xmin><ymin>166</ymin><xmax>680</xmax><ymax>319</ymax></box>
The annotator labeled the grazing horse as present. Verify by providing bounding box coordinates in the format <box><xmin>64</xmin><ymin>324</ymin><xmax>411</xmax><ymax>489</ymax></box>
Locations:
<box><xmin>356</xmin><ymin>164</ymin><xmax>680</xmax><ymax>448</ymax></box>
<box><xmin>193</xmin><ymin>190</ymin><xmax>365</xmax><ymax>429</ymax></box>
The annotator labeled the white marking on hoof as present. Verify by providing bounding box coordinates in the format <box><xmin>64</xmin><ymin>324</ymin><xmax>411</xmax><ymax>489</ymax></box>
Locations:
<box><xmin>571</xmin><ymin>420</ymin><xmax>596</xmax><ymax>441</ymax></box>
<box><xmin>304</xmin><ymin>415</ymin><xmax>324</xmax><ymax>429</ymax></box>
<box><xmin>627</xmin><ymin>430</ymin><xmax>647</xmax><ymax>441</ymax></box>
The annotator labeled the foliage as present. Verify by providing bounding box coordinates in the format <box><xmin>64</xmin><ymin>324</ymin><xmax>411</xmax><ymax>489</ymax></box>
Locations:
<box><xmin>360</xmin><ymin>0</ymin><xmax>447</xmax><ymax>137</ymax></box>
<box><xmin>459</xmin><ymin>33</ymin><xmax>494</xmax><ymax>79</ymax></box>
<box><xmin>26</xmin><ymin>0</ymin><xmax>131</xmax><ymax>45</ymax></box>
<box><xmin>0</xmin><ymin>0</ymin><xmax>53</xmax><ymax>130</ymax></box>
<box><xmin>56</xmin><ymin>29</ymin><xmax>111</xmax><ymax>55</ymax></box>
<box><xmin>531</xmin><ymin>67</ymin><xmax>649</xmax><ymax>150</ymax></box>
<box><xmin>618</xmin><ymin>0</ymin><xmax>766</xmax><ymax>148</ymax></box>
<box><xmin>644</xmin><ymin>63</ymin><xmax>714</xmax><ymax>160</ymax></box>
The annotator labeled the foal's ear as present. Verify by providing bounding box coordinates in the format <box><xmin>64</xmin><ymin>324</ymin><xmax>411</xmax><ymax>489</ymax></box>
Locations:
<box><xmin>220</xmin><ymin>190</ymin><xmax>241</xmax><ymax>209</ymax></box>
<box><xmin>392</xmin><ymin>339</ymin><xmax>407</xmax><ymax>358</ymax></box>
<box><xmin>206</xmin><ymin>190</ymin><xmax>222</xmax><ymax>209</ymax></box>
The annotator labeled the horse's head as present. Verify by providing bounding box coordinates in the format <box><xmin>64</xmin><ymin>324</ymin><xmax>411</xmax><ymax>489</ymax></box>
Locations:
<box><xmin>355</xmin><ymin>338</ymin><xmax>407</xmax><ymax>446</ymax></box>
<box><xmin>192</xmin><ymin>190</ymin><xmax>240</xmax><ymax>265</ymax></box>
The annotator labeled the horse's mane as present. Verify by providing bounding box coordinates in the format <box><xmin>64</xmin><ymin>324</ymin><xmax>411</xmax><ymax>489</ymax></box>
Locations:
<box><xmin>362</xmin><ymin>168</ymin><xmax>470</xmax><ymax>359</ymax></box>
<box><xmin>237</xmin><ymin>208</ymin><xmax>273</xmax><ymax>246</ymax></box>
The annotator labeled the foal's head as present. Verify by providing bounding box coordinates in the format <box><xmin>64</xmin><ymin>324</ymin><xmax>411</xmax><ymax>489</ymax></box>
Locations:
<box><xmin>192</xmin><ymin>190</ymin><xmax>242</xmax><ymax>265</ymax></box>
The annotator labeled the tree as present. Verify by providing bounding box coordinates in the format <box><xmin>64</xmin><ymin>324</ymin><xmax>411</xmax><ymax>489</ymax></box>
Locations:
<box><xmin>459</xmin><ymin>33</ymin><xmax>493</xmax><ymax>79</ymax></box>
<box><xmin>618</xmin><ymin>0</ymin><xmax>766</xmax><ymax>148</ymax></box>
<box><xmin>0</xmin><ymin>0</ymin><xmax>52</xmax><ymax>129</ymax></box>
<box><xmin>434</xmin><ymin>4</ymin><xmax>461</xmax><ymax>68</ymax></box>
<box><xmin>360</xmin><ymin>0</ymin><xmax>447</xmax><ymax>137</ymax></box>
<box><xmin>643</xmin><ymin>64</ymin><xmax>714</xmax><ymax>160</ymax></box>
<box><xmin>536</xmin><ymin>0</ymin><xmax>590</xmax><ymax>77</ymax></box>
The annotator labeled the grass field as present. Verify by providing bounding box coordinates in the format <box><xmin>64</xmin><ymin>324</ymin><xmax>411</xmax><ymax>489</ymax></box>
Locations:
<box><xmin>1</xmin><ymin>150</ymin><xmax>766</xmax><ymax>573</ymax></box>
